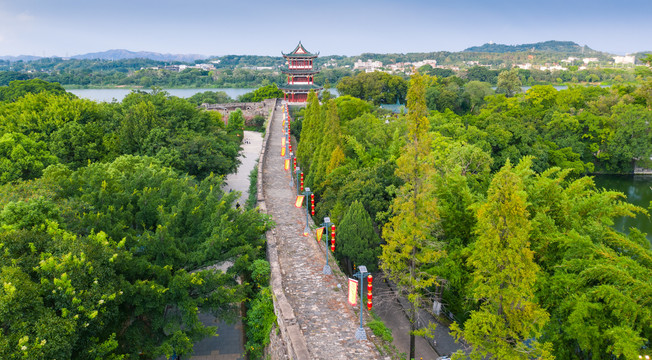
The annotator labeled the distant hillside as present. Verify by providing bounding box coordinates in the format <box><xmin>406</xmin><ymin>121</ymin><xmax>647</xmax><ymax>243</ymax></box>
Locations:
<box><xmin>0</xmin><ymin>55</ymin><xmax>43</xmax><ymax>62</ymax></box>
<box><xmin>71</xmin><ymin>49</ymin><xmax>207</xmax><ymax>62</ymax></box>
<box><xmin>464</xmin><ymin>40</ymin><xmax>594</xmax><ymax>53</ymax></box>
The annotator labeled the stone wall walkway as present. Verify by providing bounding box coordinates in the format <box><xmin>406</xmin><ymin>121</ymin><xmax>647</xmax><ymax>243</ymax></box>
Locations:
<box><xmin>262</xmin><ymin>102</ymin><xmax>382</xmax><ymax>360</ymax></box>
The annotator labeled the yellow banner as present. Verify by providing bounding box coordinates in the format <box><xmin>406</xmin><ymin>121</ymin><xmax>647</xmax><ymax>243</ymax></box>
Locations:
<box><xmin>284</xmin><ymin>159</ymin><xmax>290</xmax><ymax>171</ymax></box>
<box><xmin>295</xmin><ymin>195</ymin><xmax>304</xmax><ymax>208</ymax></box>
<box><xmin>281</xmin><ymin>146</ymin><xmax>286</xmax><ymax>157</ymax></box>
<box><xmin>348</xmin><ymin>279</ymin><xmax>358</xmax><ymax>306</ymax></box>
<box><xmin>315</xmin><ymin>227</ymin><xmax>324</xmax><ymax>242</ymax></box>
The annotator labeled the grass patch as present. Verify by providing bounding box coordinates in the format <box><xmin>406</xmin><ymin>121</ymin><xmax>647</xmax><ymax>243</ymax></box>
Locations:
<box><xmin>245</xmin><ymin>160</ymin><xmax>259</xmax><ymax>210</ymax></box>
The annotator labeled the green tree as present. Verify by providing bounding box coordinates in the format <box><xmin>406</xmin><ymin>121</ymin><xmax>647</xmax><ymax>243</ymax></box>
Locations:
<box><xmin>336</xmin><ymin>200</ymin><xmax>382</xmax><ymax>274</ymax></box>
<box><xmin>0</xmin><ymin>79</ymin><xmax>69</xmax><ymax>102</ymax></box>
<box><xmin>0</xmin><ymin>132</ymin><xmax>58</xmax><ymax>184</ymax></box>
<box><xmin>237</xmin><ymin>84</ymin><xmax>283</xmax><ymax>102</ymax></box>
<box><xmin>296</xmin><ymin>91</ymin><xmax>322</xmax><ymax>173</ymax></box>
<box><xmin>186</xmin><ymin>91</ymin><xmax>234</xmax><ymax>106</ymax></box>
<box><xmin>380</xmin><ymin>73</ymin><xmax>441</xmax><ymax>360</ymax></box>
<box><xmin>308</xmin><ymin>100</ymin><xmax>343</xmax><ymax>192</ymax></box>
<box><xmin>496</xmin><ymin>69</ymin><xmax>523</xmax><ymax>97</ymax></box>
<box><xmin>451</xmin><ymin>159</ymin><xmax>553</xmax><ymax>360</ymax></box>
<box><xmin>464</xmin><ymin>81</ymin><xmax>494</xmax><ymax>113</ymax></box>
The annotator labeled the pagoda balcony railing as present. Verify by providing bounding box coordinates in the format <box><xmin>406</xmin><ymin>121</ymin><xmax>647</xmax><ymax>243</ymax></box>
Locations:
<box><xmin>290</xmin><ymin>81</ymin><xmax>313</xmax><ymax>85</ymax></box>
<box><xmin>289</xmin><ymin>65</ymin><xmax>313</xmax><ymax>70</ymax></box>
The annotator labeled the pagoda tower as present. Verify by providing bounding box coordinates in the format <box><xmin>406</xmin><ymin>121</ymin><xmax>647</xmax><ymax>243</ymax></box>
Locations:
<box><xmin>279</xmin><ymin>42</ymin><xmax>322</xmax><ymax>103</ymax></box>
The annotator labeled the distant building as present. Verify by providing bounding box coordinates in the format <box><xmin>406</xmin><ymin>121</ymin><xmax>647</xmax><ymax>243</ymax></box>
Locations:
<box><xmin>516</xmin><ymin>63</ymin><xmax>532</xmax><ymax>70</ymax></box>
<box><xmin>354</xmin><ymin>59</ymin><xmax>383</xmax><ymax>72</ymax></box>
<box><xmin>583</xmin><ymin>57</ymin><xmax>599</xmax><ymax>64</ymax></box>
<box><xmin>613</xmin><ymin>55</ymin><xmax>635</xmax><ymax>65</ymax></box>
<box><xmin>540</xmin><ymin>65</ymin><xmax>567</xmax><ymax>71</ymax></box>
<box><xmin>278</xmin><ymin>42</ymin><xmax>322</xmax><ymax>103</ymax></box>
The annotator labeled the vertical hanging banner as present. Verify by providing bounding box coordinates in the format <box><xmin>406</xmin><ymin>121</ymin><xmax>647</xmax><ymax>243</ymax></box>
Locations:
<box><xmin>281</xmin><ymin>137</ymin><xmax>286</xmax><ymax>156</ymax></box>
<box><xmin>315</xmin><ymin>227</ymin><xmax>325</xmax><ymax>242</ymax></box>
<box><xmin>348</xmin><ymin>278</ymin><xmax>358</xmax><ymax>306</ymax></box>
<box><xmin>284</xmin><ymin>159</ymin><xmax>290</xmax><ymax>171</ymax></box>
<box><xmin>295</xmin><ymin>195</ymin><xmax>305</xmax><ymax>208</ymax></box>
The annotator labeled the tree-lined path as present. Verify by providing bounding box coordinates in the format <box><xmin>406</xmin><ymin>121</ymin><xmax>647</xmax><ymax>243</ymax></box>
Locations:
<box><xmin>262</xmin><ymin>102</ymin><xmax>382</xmax><ymax>360</ymax></box>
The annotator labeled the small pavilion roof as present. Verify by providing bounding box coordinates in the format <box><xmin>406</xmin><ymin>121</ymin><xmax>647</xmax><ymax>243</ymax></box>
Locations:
<box><xmin>282</xmin><ymin>41</ymin><xmax>319</xmax><ymax>58</ymax></box>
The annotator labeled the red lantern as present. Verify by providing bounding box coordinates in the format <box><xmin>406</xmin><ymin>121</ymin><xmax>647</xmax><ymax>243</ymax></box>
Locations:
<box><xmin>367</xmin><ymin>274</ymin><xmax>373</xmax><ymax>310</ymax></box>
<box><xmin>289</xmin><ymin>143</ymin><xmax>292</xmax><ymax>153</ymax></box>
<box><xmin>310</xmin><ymin>194</ymin><xmax>315</xmax><ymax>215</ymax></box>
<box><xmin>330</xmin><ymin>224</ymin><xmax>335</xmax><ymax>252</ymax></box>
<box><xmin>293</xmin><ymin>158</ymin><xmax>297</xmax><ymax>172</ymax></box>
<box><xmin>300</xmin><ymin>172</ymin><xmax>304</xmax><ymax>192</ymax></box>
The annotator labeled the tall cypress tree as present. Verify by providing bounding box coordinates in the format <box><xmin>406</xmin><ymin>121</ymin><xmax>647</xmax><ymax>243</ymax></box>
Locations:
<box><xmin>296</xmin><ymin>90</ymin><xmax>321</xmax><ymax>173</ymax></box>
<box><xmin>380</xmin><ymin>73</ymin><xmax>441</xmax><ymax>360</ymax></box>
<box><xmin>451</xmin><ymin>159</ymin><xmax>553</xmax><ymax>360</ymax></box>
<box><xmin>308</xmin><ymin>100</ymin><xmax>342</xmax><ymax>193</ymax></box>
<box><xmin>336</xmin><ymin>200</ymin><xmax>381</xmax><ymax>274</ymax></box>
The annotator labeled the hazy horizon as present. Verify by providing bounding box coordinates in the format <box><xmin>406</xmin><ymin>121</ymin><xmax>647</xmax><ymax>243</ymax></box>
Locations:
<box><xmin>1</xmin><ymin>0</ymin><xmax>650</xmax><ymax>58</ymax></box>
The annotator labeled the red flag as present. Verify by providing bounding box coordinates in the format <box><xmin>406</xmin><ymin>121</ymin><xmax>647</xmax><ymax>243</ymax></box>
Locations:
<box><xmin>295</xmin><ymin>195</ymin><xmax>304</xmax><ymax>208</ymax></box>
<box><xmin>315</xmin><ymin>227</ymin><xmax>325</xmax><ymax>242</ymax></box>
<box><xmin>348</xmin><ymin>278</ymin><xmax>358</xmax><ymax>306</ymax></box>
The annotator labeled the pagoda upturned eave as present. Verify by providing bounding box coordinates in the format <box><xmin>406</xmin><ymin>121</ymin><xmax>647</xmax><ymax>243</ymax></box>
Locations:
<box><xmin>281</xmin><ymin>68</ymin><xmax>320</xmax><ymax>75</ymax></box>
<box><xmin>282</xmin><ymin>53</ymin><xmax>318</xmax><ymax>59</ymax></box>
<box><xmin>277</xmin><ymin>84</ymin><xmax>323</xmax><ymax>91</ymax></box>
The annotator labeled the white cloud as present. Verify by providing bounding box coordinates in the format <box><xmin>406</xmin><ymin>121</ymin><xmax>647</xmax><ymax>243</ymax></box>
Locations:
<box><xmin>17</xmin><ymin>12</ymin><xmax>35</xmax><ymax>22</ymax></box>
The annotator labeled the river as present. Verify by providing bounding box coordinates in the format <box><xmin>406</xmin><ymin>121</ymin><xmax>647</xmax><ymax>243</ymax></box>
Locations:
<box><xmin>593</xmin><ymin>174</ymin><xmax>652</xmax><ymax>243</ymax></box>
<box><xmin>67</xmin><ymin>88</ymin><xmax>256</xmax><ymax>102</ymax></box>
<box><xmin>68</xmin><ymin>87</ymin><xmax>340</xmax><ymax>102</ymax></box>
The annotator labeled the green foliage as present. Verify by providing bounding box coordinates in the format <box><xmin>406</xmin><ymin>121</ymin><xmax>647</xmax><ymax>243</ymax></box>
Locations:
<box><xmin>237</xmin><ymin>84</ymin><xmax>283</xmax><ymax>102</ymax></box>
<box><xmin>368</xmin><ymin>312</ymin><xmax>394</xmax><ymax>343</ymax></box>
<box><xmin>245</xmin><ymin>160</ymin><xmax>259</xmax><ymax>210</ymax></box>
<box><xmin>245</xmin><ymin>287</ymin><xmax>276</xmax><ymax>360</ymax></box>
<box><xmin>336</xmin><ymin>71</ymin><xmax>408</xmax><ymax>105</ymax></box>
<box><xmin>0</xmin><ymin>78</ymin><xmax>272</xmax><ymax>358</ymax></box>
<box><xmin>451</xmin><ymin>159</ymin><xmax>553</xmax><ymax>360</ymax></box>
<box><xmin>0</xmin><ymin>79</ymin><xmax>69</xmax><ymax>102</ymax></box>
<box><xmin>296</xmin><ymin>91</ymin><xmax>322</xmax><ymax>173</ymax></box>
<box><xmin>291</xmin><ymin>72</ymin><xmax>652</xmax><ymax>359</ymax></box>
<box><xmin>335</xmin><ymin>201</ymin><xmax>381</xmax><ymax>274</ymax></box>
<box><xmin>496</xmin><ymin>68</ymin><xmax>522</xmax><ymax>97</ymax></box>
<box><xmin>381</xmin><ymin>73</ymin><xmax>441</xmax><ymax>360</ymax></box>
<box><xmin>186</xmin><ymin>90</ymin><xmax>234</xmax><ymax>106</ymax></box>
<box><xmin>0</xmin><ymin>132</ymin><xmax>58</xmax><ymax>184</ymax></box>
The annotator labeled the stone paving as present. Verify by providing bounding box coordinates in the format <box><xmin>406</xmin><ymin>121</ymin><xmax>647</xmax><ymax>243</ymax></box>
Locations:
<box><xmin>263</xmin><ymin>103</ymin><xmax>382</xmax><ymax>360</ymax></box>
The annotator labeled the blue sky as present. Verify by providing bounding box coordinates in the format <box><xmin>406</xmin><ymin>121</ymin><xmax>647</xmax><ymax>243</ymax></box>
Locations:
<box><xmin>0</xmin><ymin>0</ymin><xmax>650</xmax><ymax>57</ymax></box>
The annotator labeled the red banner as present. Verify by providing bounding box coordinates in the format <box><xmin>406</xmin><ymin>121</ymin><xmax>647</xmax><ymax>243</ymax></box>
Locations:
<box><xmin>315</xmin><ymin>227</ymin><xmax>324</xmax><ymax>242</ymax></box>
<box><xmin>295</xmin><ymin>195</ymin><xmax>304</xmax><ymax>208</ymax></box>
<box><xmin>348</xmin><ymin>278</ymin><xmax>358</xmax><ymax>306</ymax></box>
<box><xmin>284</xmin><ymin>159</ymin><xmax>290</xmax><ymax>171</ymax></box>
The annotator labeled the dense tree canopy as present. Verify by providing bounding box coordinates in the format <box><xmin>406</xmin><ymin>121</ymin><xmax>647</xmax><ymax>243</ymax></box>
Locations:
<box><xmin>292</xmin><ymin>75</ymin><xmax>651</xmax><ymax>359</ymax></box>
<box><xmin>0</xmin><ymin>80</ymin><xmax>271</xmax><ymax>359</ymax></box>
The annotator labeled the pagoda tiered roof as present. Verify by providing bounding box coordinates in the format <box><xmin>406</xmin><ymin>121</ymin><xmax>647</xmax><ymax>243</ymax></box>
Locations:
<box><xmin>281</xmin><ymin>68</ymin><xmax>320</xmax><ymax>75</ymax></box>
<box><xmin>282</xmin><ymin>41</ymin><xmax>319</xmax><ymax>58</ymax></box>
<box><xmin>277</xmin><ymin>83</ymin><xmax>323</xmax><ymax>91</ymax></box>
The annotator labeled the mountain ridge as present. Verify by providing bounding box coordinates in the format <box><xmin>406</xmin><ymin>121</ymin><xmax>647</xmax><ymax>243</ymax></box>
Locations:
<box><xmin>463</xmin><ymin>40</ymin><xmax>599</xmax><ymax>53</ymax></box>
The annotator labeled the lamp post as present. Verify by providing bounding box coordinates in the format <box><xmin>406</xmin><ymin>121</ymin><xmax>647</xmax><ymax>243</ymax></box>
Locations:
<box><xmin>321</xmin><ymin>217</ymin><xmax>333</xmax><ymax>275</ymax></box>
<box><xmin>353</xmin><ymin>265</ymin><xmax>370</xmax><ymax>340</ymax></box>
<box><xmin>302</xmin><ymin>187</ymin><xmax>312</xmax><ymax>236</ymax></box>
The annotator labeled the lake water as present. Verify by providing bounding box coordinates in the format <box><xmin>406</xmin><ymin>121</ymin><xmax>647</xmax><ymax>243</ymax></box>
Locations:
<box><xmin>68</xmin><ymin>87</ymin><xmax>340</xmax><ymax>103</ymax></box>
<box><xmin>68</xmin><ymin>88</ymin><xmax>256</xmax><ymax>102</ymax></box>
<box><xmin>593</xmin><ymin>174</ymin><xmax>652</xmax><ymax>243</ymax></box>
